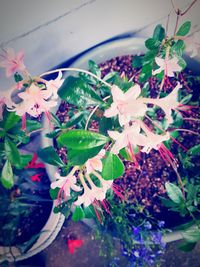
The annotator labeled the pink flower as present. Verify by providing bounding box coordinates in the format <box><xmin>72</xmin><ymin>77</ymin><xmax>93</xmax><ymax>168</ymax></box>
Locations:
<box><xmin>143</xmin><ymin>82</ymin><xmax>182</xmax><ymax>126</ymax></box>
<box><xmin>45</xmin><ymin>71</ymin><xmax>64</xmax><ymax>99</ymax></box>
<box><xmin>74</xmin><ymin>173</ymin><xmax>106</xmax><ymax>207</ymax></box>
<box><xmin>31</xmin><ymin>173</ymin><xmax>42</xmax><ymax>182</ymax></box>
<box><xmin>13</xmin><ymin>83</ymin><xmax>57</xmax><ymax>118</ymax></box>
<box><xmin>85</xmin><ymin>149</ymin><xmax>105</xmax><ymax>174</ymax></box>
<box><xmin>185</xmin><ymin>31</ymin><xmax>200</xmax><ymax>57</ymax></box>
<box><xmin>137</xmin><ymin>121</ymin><xmax>170</xmax><ymax>153</ymax></box>
<box><xmin>25</xmin><ymin>153</ymin><xmax>45</xmax><ymax>169</ymax></box>
<box><xmin>153</xmin><ymin>56</ymin><xmax>182</xmax><ymax>77</ymax></box>
<box><xmin>67</xmin><ymin>239</ymin><xmax>84</xmax><ymax>254</ymax></box>
<box><xmin>104</xmin><ymin>85</ymin><xmax>147</xmax><ymax>126</ymax></box>
<box><xmin>51</xmin><ymin>171</ymin><xmax>82</xmax><ymax>200</ymax></box>
<box><xmin>108</xmin><ymin>123</ymin><xmax>146</xmax><ymax>154</ymax></box>
<box><xmin>0</xmin><ymin>48</ymin><xmax>26</xmax><ymax>77</ymax></box>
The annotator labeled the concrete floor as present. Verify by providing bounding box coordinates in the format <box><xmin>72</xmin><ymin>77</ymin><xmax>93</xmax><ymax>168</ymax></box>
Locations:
<box><xmin>1</xmin><ymin>219</ymin><xmax>200</xmax><ymax>267</ymax></box>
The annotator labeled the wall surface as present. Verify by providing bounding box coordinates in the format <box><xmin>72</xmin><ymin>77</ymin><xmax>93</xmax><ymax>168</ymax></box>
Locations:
<box><xmin>0</xmin><ymin>0</ymin><xmax>200</xmax><ymax>90</ymax></box>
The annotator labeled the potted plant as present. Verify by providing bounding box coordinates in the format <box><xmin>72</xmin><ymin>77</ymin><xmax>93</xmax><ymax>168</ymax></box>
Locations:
<box><xmin>0</xmin><ymin>0</ymin><xmax>199</xmax><ymax>265</ymax></box>
<box><xmin>0</xmin><ymin>109</ymin><xmax>64</xmax><ymax>263</ymax></box>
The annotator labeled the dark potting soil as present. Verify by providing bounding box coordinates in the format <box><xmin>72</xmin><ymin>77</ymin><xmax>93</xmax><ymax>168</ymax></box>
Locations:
<box><xmin>0</xmin><ymin>170</ymin><xmax>52</xmax><ymax>247</ymax></box>
<box><xmin>55</xmin><ymin>55</ymin><xmax>200</xmax><ymax>228</ymax></box>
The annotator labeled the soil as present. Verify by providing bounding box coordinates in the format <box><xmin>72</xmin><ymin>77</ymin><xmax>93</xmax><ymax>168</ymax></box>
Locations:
<box><xmin>55</xmin><ymin>55</ymin><xmax>200</xmax><ymax>228</ymax></box>
<box><xmin>0</xmin><ymin>169</ymin><xmax>52</xmax><ymax>247</ymax></box>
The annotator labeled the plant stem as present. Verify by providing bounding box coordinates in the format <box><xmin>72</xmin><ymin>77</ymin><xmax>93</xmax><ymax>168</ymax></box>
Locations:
<box><xmin>174</xmin><ymin>12</ymin><xmax>180</xmax><ymax>35</ymax></box>
<box><xmin>84</xmin><ymin>95</ymin><xmax>110</xmax><ymax>130</ymax></box>
<box><xmin>173</xmin><ymin>166</ymin><xmax>186</xmax><ymax>199</ymax></box>
<box><xmin>85</xmin><ymin>105</ymin><xmax>100</xmax><ymax>130</ymax></box>
<box><xmin>39</xmin><ymin>68</ymin><xmax>112</xmax><ymax>88</ymax></box>
<box><xmin>175</xmin><ymin>128</ymin><xmax>200</xmax><ymax>136</ymax></box>
<box><xmin>181</xmin><ymin>0</ymin><xmax>198</xmax><ymax>16</ymax></box>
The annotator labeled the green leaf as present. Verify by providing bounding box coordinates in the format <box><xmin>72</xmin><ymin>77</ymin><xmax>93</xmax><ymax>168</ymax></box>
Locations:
<box><xmin>99</xmin><ymin>117</ymin><xmax>112</xmax><ymax>135</ymax></box>
<box><xmin>165</xmin><ymin>182</ymin><xmax>184</xmax><ymax>204</ymax></box>
<box><xmin>57</xmin><ymin>130</ymin><xmax>109</xmax><ymax>150</ymax></box>
<box><xmin>38</xmin><ymin>146</ymin><xmax>65</xmax><ymax>167</ymax></box>
<box><xmin>15</xmin><ymin>154</ymin><xmax>33</xmax><ymax>169</ymax></box>
<box><xmin>180</xmin><ymin>94</ymin><xmax>192</xmax><ymax>104</ymax></box>
<box><xmin>172</xmin><ymin>110</ymin><xmax>183</xmax><ymax>127</ymax></box>
<box><xmin>57</xmin><ymin>76</ymin><xmax>103</xmax><ymax>107</ymax></box>
<box><xmin>178</xmin><ymin>241</ymin><xmax>196</xmax><ymax>252</ymax></box>
<box><xmin>45</xmin><ymin>128</ymin><xmax>61</xmax><ymax>139</ymax></box>
<box><xmin>88</xmin><ymin>60</ymin><xmax>101</xmax><ymax>77</ymax></box>
<box><xmin>188</xmin><ymin>144</ymin><xmax>200</xmax><ymax>156</ymax></box>
<box><xmin>176</xmin><ymin>21</ymin><xmax>191</xmax><ymax>36</ymax></box>
<box><xmin>145</xmin><ymin>38</ymin><xmax>160</xmax><ymax>50</ymax></box>
<box><xmin>50</xmin><ymin>187</ymin><xmax>60</xmax><ymax>200</ymax></box>
<box><xmin>182</xmin><ymin>228</ymin><xmax>200</xmax><ymax>243</ymax></box>
<box><xmin>142</xmin><ymin>50</ymin><xmax>157</xmax><ymax>65</ymax></box>
<box><xmin>84</xmin><ymin>206</ymin><xmax>95</xmax><ymax>219</ymax></box>
<box><xmin>65</xmin><ymin>111</ymin><xmax>86</xmax><ymax>128</ymax></box>
<box><xmin>153</xmin><ymin>24</ymin><xmax>165</xmax><ymax>41</ymax></box>
<box><xmin>14</xmin><ymin>72</ymin><xmax>23</xmax><ymax>82</ymax></box>
<box><xmin>72</xmin><ymin>206</ymin><xmax>85</xmax><ymax>222</ymax></box>
<box><xmin>132</xmin><ymin>55</ymin><xmax>143</xmax><ymax>68</ymax></box>
<box><xmin>4</xmin><ymin>138</ymin><xmax>20</xmax><ymax>165</ymax></box>
<box><xmin>173</xmin><ymin>40</ymin><xmax>185</xmax><ymax>57</ymax></box>
<box><xmin>49</xmin><ymin>112</ymin><xmax>62</xmax><ymax>127</ymax></box>
<box><xmin>1</xmin><ymin>160</ymin><xmax>14</xmax><ymax>189</ymax></box>
<box><xmin>139</xmin><ymin>64</ymin><xmax>152</xmax><ymax>82</ymax></box>
<box><xmin>119</xmin><ymin>148</ymin><xmax>131</xmax><ymax>161</ymax></box>
<box><xmin>4</xmin><ymin>112</ymin><xmax>20</xmax><ymax>131</ymax></box>
<box><xmin>68</xmin><ymin>145</ymin><xmax>103</xmax><ymax>165</ymax></box>
<box><xmin>178</xmin><ymin>58</ymin><xmax>186</xmax><ymax>70</ymax></box>
<box><xmin>26</xmin><ymin>120</ymin><xmax>42</xmax><ymax>133</ymax></box>
<box><xmin>102</xmin><ymin>152</ymin><xmax>125</xmax><ymax>180</ymax></box>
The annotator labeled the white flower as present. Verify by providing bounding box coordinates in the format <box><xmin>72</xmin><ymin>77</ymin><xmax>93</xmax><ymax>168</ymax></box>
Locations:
<box><xmin>45</xmin><ymin>71</ymin><xmax>64</xmax><ymax>99</ymax></box>
<box><xmin>104</xmin><ymin>85</ymin><xmax>147</xmax><ymax>126</ymax></box>
<box><xmin>13</xmin><ymin>83</ymin><xmax>57</xmax><ymax>117</ymax></box>
<box><xmin>153</xmin><ymin>56</ymin><xmax>182</xmax><ymax>77</ymax></box>
<box><xmin>51</xmin><ymin>172</ymin><xmax>82</xmax><ymax>199</ymax></box>
<box><xmin>108</xmin><ymin>123</ymin><xmax>146</xmax><ymax>154</ymax></box>
<box><xmin>137</xmin><ymin>121</ymin><xmax>171</xmax><ymax>154</ymax></box>
<box><xmin>85</xmin><ymin>149</ymin><xmax>105</xmax><ymax>174</ymax></box>
<box><xmin>74</xmin><ymin>172</ymin><xmax>110</xmax><ymax>207</ymax></box>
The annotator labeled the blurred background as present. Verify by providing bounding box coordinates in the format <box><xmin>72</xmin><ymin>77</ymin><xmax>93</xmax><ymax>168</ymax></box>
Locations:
<box><xmin>0</xmin><ymin>0</ymin><xmax>200</xmax><ymax>90</ymax></box>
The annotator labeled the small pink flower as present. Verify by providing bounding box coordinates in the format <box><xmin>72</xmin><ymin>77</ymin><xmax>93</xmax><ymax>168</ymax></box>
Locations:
<box><xmin>31</xmin><ymin>173</ymin><xmax>42</xmax><ymax>182</ymax></box>
<box><xmin>137</xmin><ymin>121</ymin><xmax>170</xmax><ymax>153</ymax></box>
<box><xmin>67</xmin><ymin>239</ymin><xmax>84</xmax><ymax>254</ymax></box>
<box><xmin>25</xmin><ymin>153</ymin><xmax>45</xmax><ymax>169</ymax></box>
<box><xmin>104</xmin><ymin>85</ymin><xmax>147</xmax><ymax>126</ymax></box>
<box><xmin>74</xmin><ymin>174</ymin><xmax>106</xmax><ymax>207</ymax></box>
<box><xmin>85</xmin><ymin>149</ymin><xmax>105</xmax><ymax>174</ymax></box>
<box><xmin>143</xmin><ymin>82</ymin><xmax>182</xmax><ymax>126</ymax></box>
<box><xmin>45</xmin><ymin>71</ymin><xmax>64</xmax><ymax>99</ymax></box>
<box><xmin>51</xmin><ymin>172</ymin><xmax>82</xmax><ymax>200</ymax></box>
<box><xmin>185</xmin><ymin>31</ymin><xmax>200</xmax><ymax>57</ymax></box>
<box><xmin>13</xmin><ymin>83</ymin><xmax>57</xmax><ymax>118</ymax></box>
<box><xmin>153</xmin><ymin>56</ymin><xmax>182</xmax><ymax>77</ymax></box>
<box><xmin>108</xmin><ymin>123</ymin><xmax>146</xmax><ymax>154</ymax></box>
<box><xmin>0</xmin><ymin>48</ymin><xmax>26</xmax><ymax>77</ymax></box>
